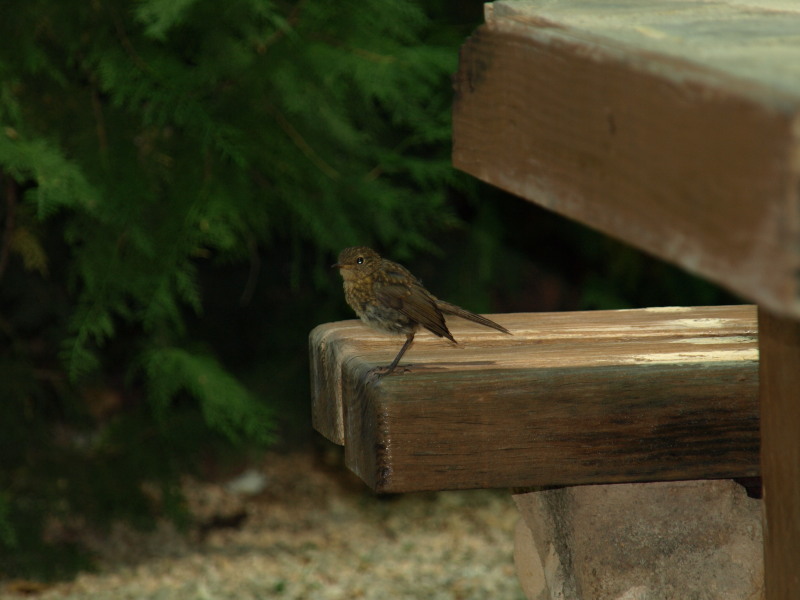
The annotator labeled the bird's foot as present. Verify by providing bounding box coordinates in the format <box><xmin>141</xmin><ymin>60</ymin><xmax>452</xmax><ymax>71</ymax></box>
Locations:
<box><xmin>369</xmin><ymin>364</ymin><xmax>412</xmax><ymax>379</ymax></box>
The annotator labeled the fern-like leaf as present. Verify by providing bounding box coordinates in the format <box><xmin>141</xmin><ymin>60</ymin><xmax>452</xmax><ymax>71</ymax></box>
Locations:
<box><xmin>141</xmin><ymin>347</ymin><xmax>274</xmax><ymax>444</ymax></box>
<box><xmin>134</xmin><ymin>0</ymin><xmax>203</xmax><ymax>40</ymax></box>
<box><xmin>9</xmin><ymin>226</ymin><xmax>48</xmax><ymax>276</ymax></box>
<box><xmin>0</xmin><ymin>134</ymin><xmax>99</xmax><ymax>218</ymax></box>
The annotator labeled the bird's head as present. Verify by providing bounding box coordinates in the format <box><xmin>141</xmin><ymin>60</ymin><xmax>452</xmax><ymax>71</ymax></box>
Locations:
<box><xmin>332</xmin><ymin>246</ymin><xmax>381</xmax><ymax>282</ymax></box>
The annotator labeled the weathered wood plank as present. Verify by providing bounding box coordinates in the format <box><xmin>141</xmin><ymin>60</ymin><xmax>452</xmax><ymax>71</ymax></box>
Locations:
<box><xmin>758</xmin><ymin>307</ymin><xmax>800</xmax><ymax>600</ymax></box>
<box><xmin>310</xmin><ymin>316</ymin><xmax>516</xmax><ymax>445</ymax></box>
<box><xmin>452</xmin><ymin>0</ymin><xmax>800</xmax><ymax>319</ymax></box>
<box><xmin>310</xmin><ymin>305</ymin><xmax>759</xmax><ymax>493</ymax></box>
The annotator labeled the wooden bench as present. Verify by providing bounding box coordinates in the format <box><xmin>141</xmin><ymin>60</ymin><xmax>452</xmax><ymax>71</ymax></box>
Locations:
<box><xmin>311</xmin><ymin>306</ymin><xmax>758</xmax><ymax>492</ymax></box>
<box><xmin>311</xmin><ymin>1</ymin><xmax>800</xmax><ymax>597</ymax></box>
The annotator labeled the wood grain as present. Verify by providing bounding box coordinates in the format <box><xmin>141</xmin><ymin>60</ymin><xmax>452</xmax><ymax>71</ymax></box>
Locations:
<box><xmin>758</xmin><ymin>307</ymin><xmax>800</xmax><ymax>600</ymax></box>
<box><xmin>452</xmin><ymin>1</ymin><xmax>800</xmax><ymax>319</ymax></box>
<box><xmin>310</xmin><ymin>305</ymin><xmax>758</xmax><ymax>493</ymax></box>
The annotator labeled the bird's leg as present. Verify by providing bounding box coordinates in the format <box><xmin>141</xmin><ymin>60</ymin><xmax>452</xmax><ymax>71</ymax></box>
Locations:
<box><xmin>379</xmin><ymin>331</ymin><xmax>415</xmax><ymax>375</ymax></box>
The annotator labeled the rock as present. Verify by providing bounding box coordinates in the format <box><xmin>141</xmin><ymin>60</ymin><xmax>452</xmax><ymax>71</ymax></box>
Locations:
<box><xmin>224</xmin><ymin>468</ymin><xmax>269</xmax><ymax>496</ymax></box>
<box><xmin>513</xmin><ymin>480</ymin><xmax>763</xmax><ymax>600</ymax></box>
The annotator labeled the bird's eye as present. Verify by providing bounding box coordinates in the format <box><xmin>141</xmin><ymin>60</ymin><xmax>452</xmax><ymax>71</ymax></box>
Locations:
<box><xmin>356</xmin><ymin>257</ymin><xmax>364</xmax><ymax>265</ymax></box>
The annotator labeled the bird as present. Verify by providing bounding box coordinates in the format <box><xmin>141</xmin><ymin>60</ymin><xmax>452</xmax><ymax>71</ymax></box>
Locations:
<box><xmin>333</xmin><ymin>246</ymin><xmax>511</xmax><ymax>374</ymax></box>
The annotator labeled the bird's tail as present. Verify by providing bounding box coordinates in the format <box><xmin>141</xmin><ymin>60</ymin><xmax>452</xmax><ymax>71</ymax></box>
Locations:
<box><xmin>435</xmin><ymin>300</ymin><xmax>511</xmax><ymax>335</ymax></box>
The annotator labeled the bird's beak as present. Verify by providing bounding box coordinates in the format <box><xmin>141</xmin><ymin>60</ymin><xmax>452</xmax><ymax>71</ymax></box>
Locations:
<box><xmin>331</xmin><ymin>262</ymin><xmax>343</xmax><ymax>269</ymax></box>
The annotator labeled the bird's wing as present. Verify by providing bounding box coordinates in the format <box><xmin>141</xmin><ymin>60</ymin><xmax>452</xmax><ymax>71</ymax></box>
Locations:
<box><xmin>375</xmin><ymin>268</ymin><xmax>454</xmax><ymax>342</ymax></box>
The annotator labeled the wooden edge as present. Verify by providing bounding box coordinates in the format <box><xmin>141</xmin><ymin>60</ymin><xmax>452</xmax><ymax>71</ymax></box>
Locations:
<box><xmin>310</xmin><ymin>306</ymin><xmax>759</xmax><ymax>493</ymax></box>
<box><xmin>309</xmin><ymin>322</ymin><xmax>348</xmax><ymax>444</ymax></box>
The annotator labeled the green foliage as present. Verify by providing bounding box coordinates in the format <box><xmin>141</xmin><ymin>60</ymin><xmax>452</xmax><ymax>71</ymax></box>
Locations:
<box><xmin>0</xmin><ymin>0</ymin><xmax>466</xmax><ymax>579</ymax></box>
<box><xmin>0</xmin><ymin>135</ymin><xmax>100</xmax><ymax>218</ymax></box>
<box><xmin>141</xmin><ymin>347</ymin><xmax>274</xmax><ymax>444</ymax></box>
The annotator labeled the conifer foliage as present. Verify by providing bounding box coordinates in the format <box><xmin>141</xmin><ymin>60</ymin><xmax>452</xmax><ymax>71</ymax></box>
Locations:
<box><xmin>0</xmin><ymin>0</ymin><xmax>462</xmax><ymax>576</ymax></box>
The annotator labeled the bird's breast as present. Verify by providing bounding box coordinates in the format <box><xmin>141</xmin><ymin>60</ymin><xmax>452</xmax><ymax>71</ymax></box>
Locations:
<box><xmin>343</xmin><ymin>278</ymin><xmax>414</xmax><ymax>334</ymax></box>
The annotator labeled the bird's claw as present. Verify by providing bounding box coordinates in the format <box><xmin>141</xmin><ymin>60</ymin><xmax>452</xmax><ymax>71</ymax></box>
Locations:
<box><xmin>368</xmin><ymin>364</ymin><xmax>412</xmax><ymax>379</ymax></box>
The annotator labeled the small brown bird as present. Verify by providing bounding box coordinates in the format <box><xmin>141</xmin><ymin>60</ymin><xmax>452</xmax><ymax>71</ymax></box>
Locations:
<box><xmin>333</xmin><ymin>246</ymin><xmax>511</xmax><ymax>374</ymax></box>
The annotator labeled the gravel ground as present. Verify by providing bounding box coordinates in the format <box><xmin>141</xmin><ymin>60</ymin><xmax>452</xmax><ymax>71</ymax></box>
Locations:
<box><xmin>4</xmin><ymin>451</ymin><xmax>525</xmax><ymax>600</ymax></box>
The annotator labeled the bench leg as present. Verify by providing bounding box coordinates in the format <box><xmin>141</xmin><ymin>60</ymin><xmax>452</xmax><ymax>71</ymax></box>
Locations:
<box><xmin>758</xmin><ymin>307</ymin><xmax>800</xmax><ymax>599</ymax></box>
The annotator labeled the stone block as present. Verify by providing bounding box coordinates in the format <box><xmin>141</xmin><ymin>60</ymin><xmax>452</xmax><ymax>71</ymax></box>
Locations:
<box><xmin>513</xmin><ymin>480</ymin><xmax>763</xmax><ymax>600</ymax></box>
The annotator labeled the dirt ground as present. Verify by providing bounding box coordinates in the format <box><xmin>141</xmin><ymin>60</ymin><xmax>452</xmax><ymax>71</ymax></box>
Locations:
<box><xmin>3</xmin><ymin>449</ymin><xmax>525</xmax><ymax>600</ymax></box>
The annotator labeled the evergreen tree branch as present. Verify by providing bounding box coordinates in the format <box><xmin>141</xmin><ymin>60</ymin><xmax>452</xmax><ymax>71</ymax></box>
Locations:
<box><xmin>264</xmin><ymin>103</ymin><xmax>339</xmax><ymax>180</ymax></box>
<box><xmin>258</xmin><ymin>0</ymin><xmax>306</xmax><ymax>53</ymax></box>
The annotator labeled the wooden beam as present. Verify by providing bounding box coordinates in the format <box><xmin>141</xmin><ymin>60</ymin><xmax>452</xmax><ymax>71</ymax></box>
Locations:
<box><xmin>310</xmin><ymin>305</ymin><xmax>758</xmax><ymax>493</ymax></box>
<box><xmin>759</xmin><ymin>307</ymin><xmax>800</xmax><ymax>599</ymax></box>
<box><xmin>452</xmin><ymin>1</ymin><xmax>800</xmax><ymax>319</ymax></box>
